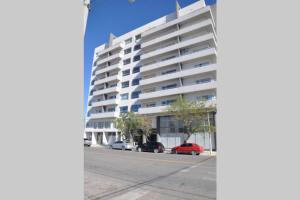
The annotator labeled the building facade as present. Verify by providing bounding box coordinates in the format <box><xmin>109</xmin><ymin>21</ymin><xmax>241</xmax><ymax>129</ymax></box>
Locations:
<box><xmin>85</xmin><ymin>0</ymin><xmax>217</xmax><ymax>150</ymax></box>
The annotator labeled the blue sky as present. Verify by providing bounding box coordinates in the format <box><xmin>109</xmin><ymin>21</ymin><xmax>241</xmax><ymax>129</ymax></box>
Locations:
<box><xmin>84</xmin><ymin>0</ymin><xmax>216</xmax><ymax>114</ymax></box>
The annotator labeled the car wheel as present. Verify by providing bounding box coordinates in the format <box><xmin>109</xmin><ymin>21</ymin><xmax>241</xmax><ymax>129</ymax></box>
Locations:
<box><xmin>137</xmin><ymin>147</ymin><xmax>142</xmax><ymax>152</ymax></box>
<box><xmin>154</xmin><ymin>149</ymin><xmax>159</xmax><ymax>153</ymax></box>
<box><xmin>191</xmin><ymin>151</ymin><xmax>197</xmax><ymax>156</ymax></box>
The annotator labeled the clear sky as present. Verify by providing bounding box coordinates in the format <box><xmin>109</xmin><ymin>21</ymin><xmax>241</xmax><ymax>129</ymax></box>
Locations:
<box><xmin>84</xmin><ymin>0</ymin><xmax>216</xmax><ymax>114</ymax></box>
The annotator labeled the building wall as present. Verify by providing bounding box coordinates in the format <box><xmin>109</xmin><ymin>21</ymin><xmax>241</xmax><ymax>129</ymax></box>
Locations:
<box><xmin>85</xmin><ymin>0</ymin><xmax>217</xmax><ymax>149</ymax></box>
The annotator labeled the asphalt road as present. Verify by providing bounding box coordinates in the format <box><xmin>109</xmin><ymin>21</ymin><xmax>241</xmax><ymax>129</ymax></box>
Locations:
<box><xmin>84</xmin><ymin>147</ymin><xmax>216</xmax><ymax>200</ymax></box>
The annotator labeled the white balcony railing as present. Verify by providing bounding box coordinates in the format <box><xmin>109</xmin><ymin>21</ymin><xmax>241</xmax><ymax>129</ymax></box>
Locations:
<box><xmin>141</xmin><ymin>47</ymin><xmax>216</xmax><ymax>73</ymax></box>
<box><xmin>139</xmin><ymin>81</ymin><xmax>217</xmax><ymax>100</ymax></box>
<box><xmin>94</xmin><ymin>63</ymin><xmax>122</xmax><ymax>77</ymax></box>
<box><xmin>141</xmin><ymin>33</ymin><xmax>215</xmax><ymax>61</ymax></box>
<box><xmin>93</xmin><ymin>74</ymin><xmax>121</xmax><ymax>87</ymax></box>
<box><xmin>142</xmin><ymin>19</ymin><xmax>213</xmax><ymax>49</ymax></box>
<box><xmin>140</xmin><ymin>64</ymin><xmax>217</xmax><ymax>86</ymax></box>
<box><xmin>142</xmin><ymin>6</ymin><xmax>211</xmax><ymax>39</ymax></box>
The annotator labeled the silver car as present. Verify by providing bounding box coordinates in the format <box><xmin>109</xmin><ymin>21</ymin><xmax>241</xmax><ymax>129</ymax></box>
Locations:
<box><xmin>110</xmin><ymin>141</ymin><xmax>133</xmax><ymax>150</ymax></box>
<box><xmin>84</xmin><ymin>138</ymin><xmax>92</xmax><ymax>147</ymax></box>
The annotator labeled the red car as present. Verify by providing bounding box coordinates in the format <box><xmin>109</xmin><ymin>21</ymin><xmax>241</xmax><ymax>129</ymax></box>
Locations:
<box><xmin>171</xmin><ymin>143</ymin><xmax>204</xmax><ymax>155</ymax></box>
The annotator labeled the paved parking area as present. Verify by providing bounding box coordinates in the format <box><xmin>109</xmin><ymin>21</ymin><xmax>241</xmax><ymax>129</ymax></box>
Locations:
<box><xmin>84</xmin><ymin>147</ymin><xmax>216</xmax><ymax>200</ymax></box>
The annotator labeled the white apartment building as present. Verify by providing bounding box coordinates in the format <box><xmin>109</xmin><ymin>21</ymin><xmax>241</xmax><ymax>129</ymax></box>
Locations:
<box><xmin>85</xmin><ymin>0</ymin><xmax>217</xmax><ymax>150</ymax></box>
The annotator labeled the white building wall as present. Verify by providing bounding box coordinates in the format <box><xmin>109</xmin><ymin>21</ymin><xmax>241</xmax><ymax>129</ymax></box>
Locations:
<box><xmin>85</xmin><ymin>0</ymin><xmax>216</xmax><ymax>149</ymax></box>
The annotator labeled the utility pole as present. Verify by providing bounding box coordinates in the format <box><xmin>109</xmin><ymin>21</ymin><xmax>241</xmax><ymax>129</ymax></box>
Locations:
<box><xmin>83</xmin><ymin>0</ymin><xmax>91</xmax><ymax>35</ymax></box>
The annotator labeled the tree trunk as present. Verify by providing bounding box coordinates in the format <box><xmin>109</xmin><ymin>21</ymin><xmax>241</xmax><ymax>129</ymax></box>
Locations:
<box><xmin>207</xmin><ymin>112</ymin><xmax>212</xmax><ymax>155</ymax></box>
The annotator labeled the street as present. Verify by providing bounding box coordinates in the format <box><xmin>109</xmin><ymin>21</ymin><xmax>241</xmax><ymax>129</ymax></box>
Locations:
<box><xmin>84</xmin><ymin>147</ymin><xmax>216</xmax><ymax>200</ymax></box>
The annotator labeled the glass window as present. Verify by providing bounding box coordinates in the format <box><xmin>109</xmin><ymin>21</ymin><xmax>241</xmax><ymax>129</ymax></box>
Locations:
<box><xmin>98</xmin><ymin>122</ymin><xmax>104</xmax><ymax>129</ymax></box>
<box><xmin>120</xmin><ymin>106</ymin><xmax>128</xmax><ymax>113</ymax></box>
<box><xmin>135</xmin><ymin>34</ymin><xmax>141</xmax><ymax>40</ymax></box>
<box><xmin>131</xmin><ymin>91</ymin><xmax>141</xmax><ymax>99</ymax></box>
<box><xmin>194</xmin><ymin>61</ymin><xmax>210</xmax><ymax>68</ymax></box>
<box><xmin>122</xmin><ymin>69</ymin><xmax>130</xmax><ymax>76</ymax></box>
<box><xmin>161</xmin><ymin>69</ymin><xmax>176</xmax><ymax>75</ymax></box>
<box><xmin>133</xmin><ymin>55</ymin><xmax>140</xmax><ymax>62</ymax></box>
<box><xmin>105</xmin><ymin>121</ymin><xmax>111</xmax><ymax>128</ymax></box>
<box><xmin>196</xmin><ymin>78</ymin><xmax>211</xmax><ymax>84</ymax></box>
<box><xmin>131</xmin><ymin>104</ymin><xmax>141</xmax><ymax>112</ymax></box>
<box><xmin>133</xmin><ymin>66</ymin><xmax>140</xmax><ymax>73</ymax></box>
<box><xmin>132</xmin><ymin>78</ymin><xmax>141</xmax><ymax>86</ymax></box>
<box><xmin>162</xmin><ymin>84</ymin><xmax>177</xmax><ymax>90</ymax></box>
<box><xmin>122</xmin><ymin>81</ymin><xmax>129</xmax><ymax>88</ymax></box>
<box><xmin>124</xmin><ymin>48</ymin><xmax>131</xmax><ymax>54</ymax></box>
<box><xmin>120</xmin><ymin>93</ymin><xmax>129</xmax><ymax>100</ymax></box>
<box><xmin>162</xmin><ymin>99</ymin><xmax>176</xmax><ymax>106</ymax></box>
<box><xmin>134</xmin><ymin>44</ymin><xmax>141</xmax><ymax>51</ymax></box>
<box><xmin>123</xmin><ymin>58</ymin><xmax>131</xmax><ymax>65</ymax></box>
<box><xmin>107</xmin><ymin>108</ymin><xmax>115</xmax><ymax>112</ymax></box>
<box><xmin>125</xmin><ymin>38</ymin><xmax>132</xmax><ymax>44</ymax></box>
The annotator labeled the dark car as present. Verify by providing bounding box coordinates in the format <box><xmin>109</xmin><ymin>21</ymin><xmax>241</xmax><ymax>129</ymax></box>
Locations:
<box><xmin>136</xmin><ymin>141</ymin><xmax>165</xmax><ymax>153</ymax></box>
<box><xmin>171</xmin><ymin>143</ymin><xmax>204</xmax><ymax>155</ymax></box>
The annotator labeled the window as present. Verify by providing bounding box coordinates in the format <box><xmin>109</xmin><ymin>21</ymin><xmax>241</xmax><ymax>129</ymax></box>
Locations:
<box><xmin>161</xmin><ymin>69</ymin><xmax>176</xmax><ymax>75</ymax></box>
<box><xmin>131</xmin><ymin>91</ymin><xmax>141</xmax><ymax>99</ymax></box>
<box><xmin>125</xmin><ymin>38</ymin><xmax>132</xmax><ymax>44</ymax></box>
<box><xmin>107</xmin><ymin>108</ymin><xmax>115</xmax><ymax>112</ymax></box>
<box><xmin>108</xmin><ymin>95</ymin><xmax>116</xmax><ymax>99</ymax></box>
<box><xmin>133</xmin><ymin>55</ymin><xmax>140</xmax><ymax>62</ymax></box>
<box><xmin>122</xmin><ymin>69</ymin><xmax>130</xmax><ymax>76</ymax></box>
<box><xmin>132</xmin><ymin>78</ymin><xmax>141</xmax><ymax>86</ymax></box>
<box><xmin>133</xmin><ymin>66</ymin><xmax>140</xmax><ymax>73</ymax></box>
<box><xmin>131</xmin><ymin>104</ymin><xmax>141</xmax><ymax>112</ymax></box>
<box><xmin>108</xmin><ymin>51</ymin><xmax>112</xmax><ymax>56</ymax></box>
<box><xmin>120</xmin><ymin>93</ymin><xmax>129</xmax><ymax>100</ymax></box>
<box><xmin>194</xmin><ymin>61</ymin><xmax>210</xmax><ymax>68</ymax></box>
<box><xmin>135</xmin><ymin>34</ymin><xmax>141</xmax><ymax>40</ymax></box>
<box><xmin>146</xmin><ymin>103</ymin><xmax>156</xmax><ymax>107</ymax></box>
<box><xmin>98</xmin><ymin>122</ymin><xmax>104</xmax><ymax>129</ymax></box>
<box><xmin>124</xmin><ymin>48</ymin><xmax>131</xmax><ymax>54</ymax></box>
<box><xmin>197</xmin><ymin>95</ymin><xmax>215</xmax><ymax>101</ymax></box>
<box><xmin>134</xmin><ymin>44</ymin><xmax>141</xmax><ymax>51</ymax></box>
<box><xmin>105</xmin><ymin>121</ymin><xmax>111</xmax><ymax>128</ymax></box>
<box><xmin>120</xmin><ymin>106</ymin><xmax>128</xmax><ymax>113</ymax></box>
<box><xmin>122</xmin><ymin>81</ymin><xmax>129</xmax><ymax>88</ymax></box>
<box><xmin>196</xmin><ymin>78</ymin><xmax>211</xmax><ymax>84</ymax></box>
<box><xmin>162</xmin><ymin>99</ymin><xmax>176</xmax><ymax>106</ymax></box>
<box><xmin>162</xmin><ymin>84</ymin><xmax>177</xmax><ymax>90</ymax></box>
<box><xmin>123</xmin><ymin>58</ymin><xmax>131</xmax><ymax>65</ymax></box>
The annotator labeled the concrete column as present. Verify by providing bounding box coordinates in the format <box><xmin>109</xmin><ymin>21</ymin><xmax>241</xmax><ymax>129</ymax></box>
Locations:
<box><xmin>91</xmin><ymin>132</ymin><xmax>98</xmax><ymax>147</ymax></box>
<box><xmin>156</xmin><ymin>134</ymin><xmax>161</xmax><ymax>142</ymax></box>
<box><xmin>142</xmin><ymin>134</ymin><xmax>147</xmax><ymax>143</ymax></box>
<box><xmin>102</xmin><ymin>132</ymin><xmax>108</xmax><ymax>145</ymax></box>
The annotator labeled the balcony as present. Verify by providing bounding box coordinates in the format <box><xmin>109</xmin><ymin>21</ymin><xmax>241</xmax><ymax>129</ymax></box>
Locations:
<box><xmin>93</xmin><ymin>74</ymin><xmax>121</xmax><ymax>86</ymax></box>
<box><xmin>92</xmin><ymin>86</ymin><xmax>120</xmax><ymax>97</ymax></box>
<box><xmin>138</xmin><ymin>105</ymin><xmax>169</xmax><ymax>115</ymax></box>
<box><xmin>141</xmin><ymin>33</ymin><xmax>215</xmax><ymax>61</ymax></box>
<box><xmin>94</xmin><ymin>63</ymin><xmax>122</xmax><ymax>76</ymax></box>
<box><xmin>139</xmin><ymin>81</ymin><xmax>217</xmax><ymax>100</ymax></box>
<box><xmin>89</xmin><ymin>112</ymin><xmax>119</xmax><ymax>119</ymax></box>
<box><xmin>142</xmin><ymin>19</ymin><xmax>213</xmax><ymax>49</ymax></box>
<box><xmin>95</xmin><ymin>52</ymin><xmax>123</xmax><ymax>66</ymax></box>
<box><xmin>90</xmin><ymin>98</ymin><xmax>120</xmax><ymax>107</ymax></box>
<box><xmin>142</xmin><ymin>6</ymin><xmax>211</xmax><ymax>39</ymax></box>
<box><xmin>140</xmin><ymin>64</ymin><xmax>217</xmax><ymax>86</ymax></box>
<box><xmin>141</xmin><ymin>47</ymin><xmax>216</xmax><ymax>73</ymax></box>
<box><xmin>96</xmin><ymin>42</ymin><xmax>124</xmax><ymax>57</ymax></box>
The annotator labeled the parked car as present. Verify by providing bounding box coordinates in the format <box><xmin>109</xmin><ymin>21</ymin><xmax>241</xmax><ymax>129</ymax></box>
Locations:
<box><xmin>110</xmin><ymin>141</ymin><xmax>134</xmax><ymax>150</ymax></box>
<box><xmin>84</xmin><ymin>138</ymin><xmax>92</xmax><ymax>147</ymax></box>
<box><xmin>171</xmin><ymin>143</ymin><xmax>204</xmax><ymax>155</ymax></box>
<box><xmin>136</xmin><ymin>141</ymin><xmax>165</xmax><ymax>153</ymax></box>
